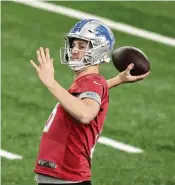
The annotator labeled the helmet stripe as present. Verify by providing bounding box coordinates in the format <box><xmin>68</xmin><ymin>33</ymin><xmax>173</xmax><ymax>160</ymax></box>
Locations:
<box><xmin>70</xmin><ymin>19</ymin><xmax>96</xmax><ymax>33</ymax></box>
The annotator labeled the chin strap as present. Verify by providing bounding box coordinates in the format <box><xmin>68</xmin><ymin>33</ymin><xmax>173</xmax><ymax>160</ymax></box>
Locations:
<box><xmin>69</xmin><ymin>64</ymin><xmax>88</xmax><ymax>72</ymax></box>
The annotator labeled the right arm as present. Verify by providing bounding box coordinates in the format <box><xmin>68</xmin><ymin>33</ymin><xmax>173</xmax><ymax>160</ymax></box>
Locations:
<box><xmin>47</xmin><ymin>80</ymin><xmax>100</xmax><ymax>124</ymax></box>
<box><xmin>30</xmin><ymin>47</ymin><xmax>102</xmax><ymax>124</ymax></box>
<box><xmin>107</xmin><ymin>63</ymin><xmax>150</xmax><ymax>89</ymax></box>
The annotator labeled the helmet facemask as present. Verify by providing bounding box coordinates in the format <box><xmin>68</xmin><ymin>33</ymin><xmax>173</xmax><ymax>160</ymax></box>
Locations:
<box><xmin>60</xmin><ymin>38</ymin><xmax>93</xmax><ymax>71</ymax></box>
<box><xmin>60</xmin><ymin>37</ymin><xmax>111</xmax><ymax>71</ymax></box>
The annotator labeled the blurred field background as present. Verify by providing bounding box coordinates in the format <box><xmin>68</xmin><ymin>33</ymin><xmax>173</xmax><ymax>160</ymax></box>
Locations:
<box><xmin>2</xmin><ymin>1</ymin><xmax>175</xmax><ymax>185</ymax></box>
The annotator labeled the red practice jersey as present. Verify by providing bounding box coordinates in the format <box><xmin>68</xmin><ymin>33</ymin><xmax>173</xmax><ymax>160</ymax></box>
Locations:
<box><xmin>34</xmin><ymin>73</ymin><xmax>109</xmax><ymax>181</ymax></box>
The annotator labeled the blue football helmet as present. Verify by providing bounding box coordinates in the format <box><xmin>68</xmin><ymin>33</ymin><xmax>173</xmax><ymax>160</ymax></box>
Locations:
<box><xmin>60</xmin><ymin>19</ymin><xmax>115</xmax><ymax>71</ymax></box>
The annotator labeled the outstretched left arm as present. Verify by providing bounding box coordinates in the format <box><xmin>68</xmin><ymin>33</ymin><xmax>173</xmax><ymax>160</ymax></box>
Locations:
<box><xmin>107</xmin><ymin>63</ymin><xmax>150</xmax><ymax>89</ymax></box>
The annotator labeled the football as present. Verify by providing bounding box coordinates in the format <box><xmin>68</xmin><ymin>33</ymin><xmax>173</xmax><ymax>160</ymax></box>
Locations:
<box><xmin>111</xmin><ymin>46</ymin><xmax>150</xmax><ymax>76</ymax></box>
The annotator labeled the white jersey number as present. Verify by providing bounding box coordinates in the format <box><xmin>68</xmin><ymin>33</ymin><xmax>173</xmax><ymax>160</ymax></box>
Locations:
<box><xmin>90</xmin><ymin>133</ymin><xmax>99</xmax><ymax>159</ymax></box>
<box><xmin>90</xmin><ymin>129</ymin><xmax>103</xmax><ymax>159</ymax></box>
<box><xmin>43</xmin><ymin>103</ymin><xmax>59</xmax><ymax>132</ymax></box>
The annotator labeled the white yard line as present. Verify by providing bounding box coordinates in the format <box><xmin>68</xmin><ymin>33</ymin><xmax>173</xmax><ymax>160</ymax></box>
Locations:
<box><xmin>1</xmin><ymin>136</ymin><xmax>143</xmax><ymax>161</ymax></box>
<box><xmin>98</xmin><ymin>137</ymin><xmax>144</xmax><ymax>153</ymax></box>
<box><xmin>12</xmin><ymin>0</ymin><xmax>175</xmax><ymax>47</ymax></box>
<box><xmin>0</xmin><ymin>149</ymin><xmax>23</xmax><ymax>160</ymax></box>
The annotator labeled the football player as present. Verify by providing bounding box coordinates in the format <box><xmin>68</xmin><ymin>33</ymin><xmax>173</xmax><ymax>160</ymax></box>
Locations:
<box><xmin>30</xmin><ymin>19</ymin><xmax>149</xmax><ymax>185</ymax></box>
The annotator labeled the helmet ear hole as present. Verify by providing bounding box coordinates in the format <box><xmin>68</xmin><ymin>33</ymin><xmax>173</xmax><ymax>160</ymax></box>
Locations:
<box><xmin>89</xmin><ymin>42</ymin><xmax>93</xmax><ymax>49</ymax></box>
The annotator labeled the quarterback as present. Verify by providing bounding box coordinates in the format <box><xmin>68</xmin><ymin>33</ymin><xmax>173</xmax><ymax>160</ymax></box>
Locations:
<box><xmin>30</xmin><ymin>19</ymin><xmax>149</xmax><ymax>185</ymax></box>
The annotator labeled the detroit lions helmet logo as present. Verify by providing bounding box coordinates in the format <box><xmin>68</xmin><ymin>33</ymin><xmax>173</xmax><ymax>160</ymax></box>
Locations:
<box><xmin>95</xmin><ymin>25</ymin><xmax>115</xmax><ymax>49</ymax></box>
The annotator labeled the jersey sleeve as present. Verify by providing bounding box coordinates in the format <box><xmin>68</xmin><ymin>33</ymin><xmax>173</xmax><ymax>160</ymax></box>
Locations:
<box><xmin>73</xmin><ymin>75</ymin><xmax>105</xmax><ymax>105</ymax></box>
<box><xmin>77</xmin><ymin>91</ymin><xmax>102</xmax><ymax>104</ymax></box>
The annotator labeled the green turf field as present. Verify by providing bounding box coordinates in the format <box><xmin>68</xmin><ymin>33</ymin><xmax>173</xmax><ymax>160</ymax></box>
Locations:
<box><xmin>2</xmin><ymin>1</ymin><xmax>175</xmax><ymax>185</ymax></box>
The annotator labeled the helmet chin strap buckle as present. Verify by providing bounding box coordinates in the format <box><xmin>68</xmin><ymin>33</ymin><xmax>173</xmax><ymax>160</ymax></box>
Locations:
<box><xmin>69</xmin><ymin>64</ymin><xmax>88</xmax><ymax>72</ymax></box>
<box><xmin>68</xmin><ymin>59</ymin><xmax>90</xmax><ymax>71</ymax></box>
